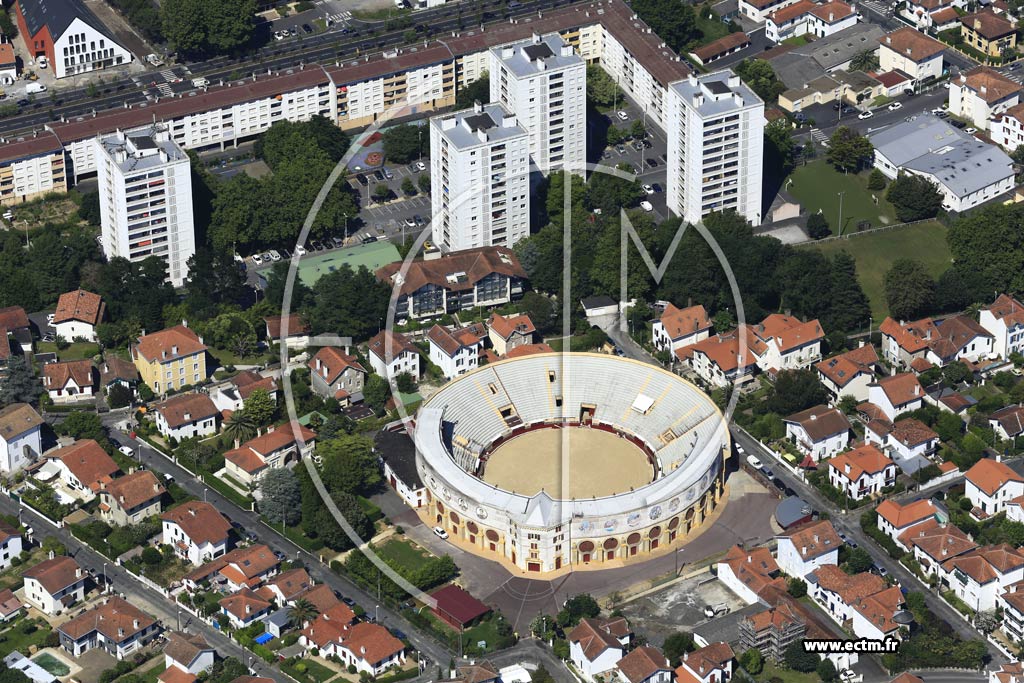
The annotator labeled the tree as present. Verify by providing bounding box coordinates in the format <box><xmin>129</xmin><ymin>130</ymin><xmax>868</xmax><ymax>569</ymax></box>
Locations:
<box><xmin>78</xmin><ymin>191</ymin><xmax>102</xmax><ymax>226</ymax></box>
<box><xmin>884</xmin><ymin>258</ymin><xmax>936</xmax><ymax>320</ymax></box>
<box><xmin>806</xmin><ymin>213</ymin><xmax>830</xmax><ymax>239</ymax></box>
<box><xmin>850</xmin><ymin>48</ymin><xmax>880</xmax><ymax>72</ymax></box>
<box><xmin>787</xmin><ymin>577</ymin><xmax>807</xmax><ymax>598</ymax></box>
<box><xmin>838</xmin><ymin>395</ymin><xmax>858</xmax><ymax>415</ymax></box>
<box><xmin>886</xmin><ymin>173</ymin><xmax>943</xmax><ymax>222</ymax></box>
<box><xmin>224</xmin><ymin>412</ymin><xmax>257</xmax><ymax>444</ymax></box>
<box><xmin>629</xmin><ymin>0</ymin><xmax>698</xmax><ymax>52</ymax></box>
<box><xmin>935</xmin><ymin>411</ymin><xmax>965</xmax><ymax>442</ymax></box>
<box><xmin>58</xmin><ymin>412</ymin><xmax>107</xmax><ymax>442</ymax></box>
<box><xmin>783</xmin><ymin>640</ymin><xmax>819</xmax><ymax>673</ymax></box>
<box><xmin>606</xmin><ymin>125</ymin><xmax>623</xmax><ymax>146</ymax></box>
<box><xmin>826</xmin><ymin>127</ymin><xmax>873</xmax><ymax>173</ymax></box>
<box><xmin>816</xmin><ymin>658</ymin><xmax>839</xmax><ymax>683</ymax></box>
<box><xmin>0</xmin><ymin>356</ymin><xmax>40</xmax><ymax>406</ymax></box>
<box><xmin>288</xmin><ymin>598</ymin><xmax>319</xmax><ymax>627</ymax></box>
<box><xmin>765</xmin><ymin>118</ymin><xmax>796</xmax><ymax>177</ymax></box>
<box><xmin>586</xmin><ymin>64</ymin><xmax>621</xmax><ymax>108</ymax></box>
<box><xmin>141</xmin><ymin>546</ymin><xmax>163</xmax><ymax>565</ymax></box>
<box><xmin>106</xmin><ymin>384</ymin><xmax>133</xmax><ymax>409</ymax></box>
<box><xmin>556</xmin><ymin>594</ymin><xmax>600</xmax><ymax>627</ymax></box>
<box><xmin>306</xmin><ymin>264</ymin><xmax>390</xmax><ymax>340</ymax></box>
<box><xmin>947</xmin><ymin>203</ymin><xmax>1024</xmax><ymax>296</ymax></box>
<box><xmin>395</xmin><ymin>372</ymin><xmax>416</xmax><ymax>394</ymax></box>
<box><xmin>260</xmin><ymin>468</ymin><xmax>302</xmax><ymax>526</ymax></box>
<box><xmin>630</xmin><ymin>119</ymin><xmax>647</xmax><ymax>140</ymax></box>
<box><xmin>311</xmin><ymin>492</ymin><xmax>371</xmax><ymax>551</ymax></box>
<box><xmin>401</xmin><ymin>177</ymin><xmax>416</xmax><ymax>196</ymax></box>
<box><xmin>373</xmin><ymin>184</ymin><xmax>390</xmax><ymax>203</ymax></box>
<box><xmin>844</xmin><ymin>547</ymin><xmax>874</xmax><ymax>573</ymax></box>
<box><xmin>942</xmin><ymin>361</ymin><xmax>973</xmax><ymax>386</ymax></box>
<box><xmin>182</xmin><ymin>250</ymin><xmax>249</xmax><ymax>320</ymax></box>
<box><xmin>318</xmin><ymin>434</ymin><xmax>381</xmax><ymax>495</ymax></box>
<box><xmin>162</xmin><ymin>0</ymin><xmax>256</xmax><ymax>57</ymax></box>
<box><xmin>867</xmin><ymin>168</ymin><xmax>887</xmax><ymax>191</ymax></box>
<box><xmin>455</xmin><ymin>73</ymin><xmax>489</xmax><ymax>109</ymax></box>
<box><xmin>418</xmin><ymin>173</ymin><xmax>431</xmax><ymax>194</ymax></box>
<box><xmin>243</xmin><ymin>389</ymin><xmax>276</xmax><ymax>427</ymax></box>
<box><xmin>363</xmin><ymin>374</ymin><xmax>390</xmax><ymax>414</ymax></box>
<box><xmin>661</xmin><ymin>631</ymin><xmax>694</xmax><ymax>664</ymax></box>
<box><xmin>382</xmin><ymin>124</ymin><xmax>427</xmax><ymax>164</ymax></box>
<box><xmin>739</xmin><ymin>648</ymin><xmax>763</xmax><ymax>675</ymax></box>
<box><xmin>734</xmin><ymin>59</ymin><xmax>786</xmax><ymax>103</ymax></box>
<box><xmin>766</xmin><ymin>369</ymin><xmax>827</xmax><ymax>415</ymax></box>
<box><xmin>519</xmin><ymin>292</ymin><xmax>556</xmax><ymax>334</ymax></box>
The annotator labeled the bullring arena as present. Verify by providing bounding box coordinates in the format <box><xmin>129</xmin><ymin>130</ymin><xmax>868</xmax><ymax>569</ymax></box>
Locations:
<box><xmin>412</xmin><ymin>352</ymin><xmax>730</xmax><ymax>573</ymax></box>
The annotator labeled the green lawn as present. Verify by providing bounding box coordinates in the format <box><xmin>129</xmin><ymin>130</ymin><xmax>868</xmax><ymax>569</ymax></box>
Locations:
<box><xmin>281</xmin><ymin>658</ymin><xmax>336</xmax><ymax>683</ymax></box>
<box><xmin>805</xmin><ymin>221</ymin><xmax>952</xmax><ymax>320</ymax></box>
<box><xmin>782</xmin><ymin>34</ymin><xmax>810</xmax><ymax>46</ymax></box>
<box><xmin>694</xmin><ymin>14</ymin><xmax>732</xmax><ymax>45</ymax></box>
<box><xmin>378</xmin><ymin>537</ymin><xmax>430</xmax><ymax>569</ymax></box>
<box><xmin>0</xmin><ymin>618</ymin><xmax>52</xmax><ymax>658</ymax></box>
<box><xmin>207</xmin><ymin>346</ymin><xmax>269</xmax><ymax>368</ymax></box>
<box><xmin>36</xmin><ymin>341</ymin><xmax>100</xmax><ymax>361</ymax></box>
<box><xmin>788</xmin><ymin>159</ymin><xmax>896</xmax><ymax>233</ymax></box>
<box><xmin>756</xmin><ymin>663</ymin><xmax>821</xmax><ymax>683</ymax></box>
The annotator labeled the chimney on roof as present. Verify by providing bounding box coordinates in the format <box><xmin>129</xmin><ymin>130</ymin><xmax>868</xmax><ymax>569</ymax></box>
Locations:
<box><xmin>845</xmin><ymin>463</ymin><xmax>851</xmax><ymax>474</ymax></box>
<box><xmin>48</xmin><ymin>550</ymin><xmax>55</xmax><ymax>560</ymax></box>
<box><xmin>801</xmin><ymin>545</ymin><xmax>807</xmax><ymax>555</ymax></box>
<box><xmin>133</xmin><ymin>619</ymin><xmax>139</xmax><ymax>629</ymax></box>
<box><xmin>246</xmin><ymin>604</ymin><xmax>252</xmax><ymax>614</ymax></box>
<box><xmin>813</xmin><ymin>534</ymin><xmax>819</xmax><ymax>543</ymax></box>
<box><xmin>913</xmin><ymin>385</ymin><xmax>920</xmax><ymax>396</ymax></box>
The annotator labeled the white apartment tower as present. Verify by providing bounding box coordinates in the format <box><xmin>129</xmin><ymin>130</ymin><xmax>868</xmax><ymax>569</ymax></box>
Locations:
<box><xmin>489</xmin><ymin>33</ymin><xmax>586</xmax><ymax>175</ymax></box>
<box><xmin>666</xmin><ymin>70</ymin><xmax>765</xmax><ymax>226</ymax></box>
<box><xmin>429</xmin><ymin>102</ymin><xmax>530</xmax><ymax>251</ymax></box>
<box><xmin>96</xmin><ymin>126</ymin><xmax>195</xmax><ymax>287</ymax></box>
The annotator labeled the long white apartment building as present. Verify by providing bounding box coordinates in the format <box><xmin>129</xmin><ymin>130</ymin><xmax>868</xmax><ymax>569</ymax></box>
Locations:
<box><xmin>430</xmin><ymin>102</ymin><xmax>530</xmax><ymax>251</ymax></box>
<box><xmin>666</xmin><ymin>70</ymin><xmax>765</xmax><ymax>226</ymax></box>
<box><xmin>0</xmin><ymin>0</ymin><xmax>693</xmax><ymax>203</ymax></box>
<box><xmin>490</xmin><ymin>33</ymin><xmax>586</xmax><ymax>174</ymax></box>
<box><xmin>96</xmin><ymin>126</ymin><xmax>195</xmax><ymax>287</ymax></box>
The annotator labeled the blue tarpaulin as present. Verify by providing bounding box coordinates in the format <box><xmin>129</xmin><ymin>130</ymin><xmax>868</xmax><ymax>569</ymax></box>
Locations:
<box><xmin>255</xmin><ymin>632</ymin><xmax>273</xmax><ymax>644</ymax></box>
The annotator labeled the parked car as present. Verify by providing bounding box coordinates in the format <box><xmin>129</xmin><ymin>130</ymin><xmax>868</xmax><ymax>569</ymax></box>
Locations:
<box><xmin>603</xmin><ymin>150</ymin><xmax>612</xmax><ymax>159</ymax></box>
<box><xmin>617</xmin><ymin>110</ymin><xmax>629</xmax><ymax>121</ymax></box>
<box><xmin>382</xmin><ymin>167</ymin><xmax>394</xmax><ymax>180</ymax></box>
<box><xmin>642</xmin><ymin>183</ymin><xmax>655</xmax><ymax>195</ymax></box>
<box><xmin>268</xmin><ymin>250</ymin><xmax>282</xmax><ymax>262</ymax></box>
<box><xmin>858</xmin><ymin>110</ymin><xmax>874</xmax><ymax>120</ymax></box>
<box><xmin>640</xmin><ymin>200</ymin><xmax>654</xmax><ymax>211</ymax></box>
<box><xmin>118</xmin><ymin>445</ymin><xmax>134</xmax><ymax>457</ymax></box>
<box><xmin>342</xmin><ymin>596</ymin><xmax>356</xmax><ymax>607</ymax></box>
<box><xmin>295</xmin><ymin>245</ymin><xmax>307</xmax><ymax>256</ymax></box>
<box><xmin>950</xmin><ymin>119</ymin><xmax>967</xmax><ymax>128</ymax></box>
<box><xmin>966</xmin><ymin>126</ymin><xmax>977</xmax><ymax>134</ymax></box>
<box><xmin>374</xmin><ymin>170</ymin><xmax>386</xmax><ymax>181</ymax></box>
<box><xmin>404</xmin><ymin>217</ymin><xmax>416</xmax><ymax>228</ymax></box>
<box><xmin>746</xmin><ymin>454</ymin><xmax>762</xmax><ymax>469</ymax></box>
<box><xmin>415</xmin><ymin>160</ymin><xmax>426</xmax><ymax>171</ymax></box>
<box><xmin>645</xmin><ymin>158</ymin><xmax>658</xmax><ymax>168</ymax></box>
<box><xmin>763</xmin><ymin>468</ymin><xmax>775</xmax><ymax>478</ymax></box>
<box><xmin>331</xmin><ymin>236</ymin><xmax>345</xmax><ymax>248</ymax></box>
<box><xmin>433</xmin><ymin>526</ymin><xmax>449</xmax><ymax>539</ymax></box>
<box><xmin>414</xmin><ymin>215</ymin><xmax>426</xmax><ymax>226</ymax></box>
<box><xmin>261</xmin><ymin>252</ymin><xmax>273</xmax><ymax>263</ymax></box>
<box><xmin>302</xmin><ymin>23</ymin><xmax>313</xmax><ymax>33</ymax></box>
<box><xmin>251</xmin><ymin>253</ymin><xmax>264</xmax><ymax>265</ymax></box>
<box><xmin>355</xmin><ymin>173</ymin><xmax>368</xmax><ymax>186</ymax></box>
<box><xmin>887</xmin><ymin>101</ymin><xmax>903</xmax><ymax>111</ymax></box>
<box><xmin>615</xmin><ymin>144</ymin><xmax>626</xmax><ymax>154</ymax></box>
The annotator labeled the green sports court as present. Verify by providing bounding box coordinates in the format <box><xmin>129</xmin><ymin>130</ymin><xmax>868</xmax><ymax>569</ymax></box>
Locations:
<box><xmin>295</xmin><ymin>240</ymin><xmax>401</xmax><ymax>286</ymax></box>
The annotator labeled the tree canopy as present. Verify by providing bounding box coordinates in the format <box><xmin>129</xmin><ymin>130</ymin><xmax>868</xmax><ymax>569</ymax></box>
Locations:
<box><xmin>162</xmin><ymin>0</ymin><xmax>257</xmax><ymax>57</ymax></box>
<box><xmin>826</xmin><ymin>127</ymin><xmax>873</xmax><ymax>173</ymax></box>
<box><xmin>382</xmin><ymin>124</ymin><xmax>428</xmax><ymax>164</ymax></box>
<box><xmin>886</xmin><ymin>173</ymin><xmax>943</xmax><ymax>222</ymax></box>
<box><xmin>733</xmin><ymin>59</ymin><xmax>786</xmax><ymax>103</ymax></box>
<box><xmin>884</xmin><ymin>258</ymin><xmax>936</xmax><ymax>321</ymax></box>
<box><xmin>260</xmin><ymin>468</ymin><xmax>302</xmax><ymax>526</ymax></box>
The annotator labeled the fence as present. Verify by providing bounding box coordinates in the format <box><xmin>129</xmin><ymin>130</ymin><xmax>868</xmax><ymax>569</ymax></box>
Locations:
<box><xmin>798</xmin><ymin>218</ymin><xmax>937</xmax><ymax>246</ymax></box>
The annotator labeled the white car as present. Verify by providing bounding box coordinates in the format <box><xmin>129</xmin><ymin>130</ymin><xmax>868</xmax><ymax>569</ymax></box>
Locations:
<box><xmin>433</xmin><ymin>526</ymin><xmax>449</xmax><ymax>539</ymax></box>
<box><xmin>746</xmin><ymin>454</ymin><xmax>763</xmax><ymax>469</ymax></box>
<box><xmin>617</xmin><ymin>110</ymin><xmax>629</xmax><ymax>121</ymax></box>
<box><xmin>887</xmin><ymin>102</ymin><xmax>902</xmax><ymax>111</ymax></box>
<box><xmin>642</xmin><ymin>184</ymin><xmax>655</xmax><ymax>195</ymax></box>
<box><xmin>268</xmin><ymin>250</ymin><xmax>282</xmax><ymax>262</ymax></box>
<box><xmin>858</xmin><ymin>110</ymin><xmax>874</xmax><ymax>120</ymax></box>
<box><xmin>251</xmin><ymin>254</ymin><xmax>264</xmax><ymax>265</ymax></box>
<box><xmin>415</xmin><ymin>160</ymin><xmax>426</xmax><ymax>171</ymax></box>
<box><xmin>295</xmin><ymin>245</ymin><xmax>307</xmax><ymax>256</ymax></box>
<box><xmin>118</xmin><ymin>445</ymin><xmax>135</xmax><ymax>457</ymax></box>
<box><xmin>404</xmin><ymin>217</ymin><xmax>417</xmax><ymax>228</ymax></box>
<box><xmin>640</xmin><ymin>200</ymin><xmax>654</xmax><ymax>211</ymax></box>
<box><xmin>966</xmin><ymin>127</ymin><xmax>977</xmax><ymax>134</ymax></box>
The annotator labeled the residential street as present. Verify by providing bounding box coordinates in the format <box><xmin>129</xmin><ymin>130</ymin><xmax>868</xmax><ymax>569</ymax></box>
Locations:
<box><xmin>0</xmin><ymin>495</ymin><xmax>290</xmax><ymax>683</ymax></box>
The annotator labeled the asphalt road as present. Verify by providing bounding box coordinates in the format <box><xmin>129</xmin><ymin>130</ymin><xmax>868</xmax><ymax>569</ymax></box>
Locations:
<box><xmin>101</xmin><ymin>414</ymin><xmax>458</xmax><ymax>669</ymax></box>
<box><xmin>0</xmin><ymin>495</ymin><xmax>289</xmax><ymax>683</ymax></box>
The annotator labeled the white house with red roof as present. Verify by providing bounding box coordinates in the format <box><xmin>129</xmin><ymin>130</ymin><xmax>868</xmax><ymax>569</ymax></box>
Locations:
<box><xmin>212</xmin><ymin>371</ymin><xmax>278</xmax><ymax>414</ymax></box>
<box><xmin>867</xmin><ymin>373</ymin><xmax>924</xmax><ymax>421</ymax></box>
<box><xmin>815</xmin><ymin>344</ymin><xmax>878</xmax><ymax>403</ymax></box>
<box><xmin>299</xmin><ymin>602</ymin><xmax>358</xmax><ymax>654</ymax></box>
<box><xmin>23</xmin><ymin>555</ymin><xmax>87</xmax><ymax>615</ymax></box>
<box><xmin>616</xmin><ymin>646</ymin><xmax>671</xmax><ymax>683</ymax></box>
<box><xmin>652</xmin><ymin>303</ymin><xmax>712</xmax><ymax>353</ymax></box>
<box><xmin>223</xmin><ymin>423</ymin><xmax>316</xmax><ymax>486</ymax></box>
<box><xmin>683</xmin><ymin>328</ymin><xmax>759</xmax><ymax>389</ymax></box>
<box><xmin>309</xmin><ymin>347</ymin><xmax>366</xmax><ymax>403</ymax></box>
<box><xmin>998</xmin><ymin>582</ymin><xmax>1024</xmax><ymax>643</ymax></box>
<box><xmin>980</xmin><ymin>294</ymin><xmax>1024</xmax><ymax>359</ymax></box>
<box><xmin>765</xmin><ymin>0</ymin><xmax>856</xmax><ymax>43</ymax></box>
<box><xmin>161</xmin><ymin>501</ymin><xmax>233</xmax><ymax>566</ymax></box>
<box><xmin>42</xmin><ymin>359</ymin><xmax>96</xmax><ymax>403</ymax></box>
<box><xmin>965</xmin><ymin>457</ymin><xmax>1024</xmax><ymax>517</ymax></box>
<box><xmin>264</xmin><ymin>314</ymin><xmax>311</xmax><ymax>350</ymax></box>
<box><xmin>864</xmin><ymin>418</ymin><xmax>939</xmax><ymax>472</ymax></box>
<box><xmin>216</xmin><ymin>544</ymin><xmax>279</xmax><ymax>591</ymax></box>
<box><xmin>219</xmin><ymin>588</ymin><xmax>272</xmax><ymax>629</ymax></box>
<box><xmin>674</xmin><ymin>643</ymin><xmax>734</xmax><ymax>683</ymax></box>
<box><xmin>881</xmin><ymin>315</ymin><xmax>994</xmax><ymax>369</ymax></box>
<box><xmin>899</xmin><ymin>520</ymin><xmax>977</xmax><ymax>576</ymax></box>
<box><xmin>989</xmin><ymin>405</ymin><xmax>1024</xmax><ymax>441</ymax></box>
<box><xmin>776</xmin><ymin>520</ymin><xmax>843</xmax><ymax>578</ymax></box>
<box><xmin>827</xmin><ymin>444</ymin><xmax>897</xmax><ymax>501</ymax></box>
<box><xmin>876</xmin><ymin>499</ymin><xmax>941</xmax><ymax>547</ymax></box>
<box><xmin>750</xmin><ymin>314</ymin><xmax>823</xmax><ymax>374</ymax></box>
<box><xmin>715</xmin><ymin>545</ymin><xmax>786</xmax><ymax>605</ymax></box>
<box><xmin>49</xmin><ymin>439</ymin><xmax>120</xmax><ymax>502</ymax></box>
<box><xmin>428</xmin><ymin>324</ymin><xmax>485</xmax><ymax>379</ymax></box>
<box><xmin>941</xmin><ymin>544</ymin><xmax>1024</xmax><ymax>611</ymax></box>
<box><xmin>783</xmin><ymin>405</ymin><xmax>850</xmax><ymax>462</ymax></box>
<box><xmin>153</xmin><ymin>392</ymin><xmax>219</xmax><ymax>441</ymax></box>
<box><xmin>367</xmin><ymin>330</ymin><xmax>421</xmax><ymax>380</ymax></box>
<box><xmin>568</xmin><ymin>617</ymin><xmax>631</xmax><ymax>681</ymax></box>
<box><xmin>0</xmin><ymin>521</ymin><xmax>21</xmax><ymax>570</ymax></box>
<box><xmin>335</xmin><ymin>622</ymin><xmax>406</xmax><ymax>675</ymax></box>
<box><xmin>486</xmin><ymin>313</ymin><xmax>536</xmax><ymax>356</ymax></box>
<box><xmin>806</xmin><ymin>565</ymin><xmax>906</xmax><ymax>641</ymax></box>
<box><xmin>52</xmin><ymin>289</ymin><xmax>105</xmax><ymax>343</ymax></box>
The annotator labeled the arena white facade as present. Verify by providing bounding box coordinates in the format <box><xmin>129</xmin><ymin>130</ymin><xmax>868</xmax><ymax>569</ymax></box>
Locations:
<box><xmin>413</xmin><ymin>353</ymin><xmax>730</xmax><ymax>573</ymax></box>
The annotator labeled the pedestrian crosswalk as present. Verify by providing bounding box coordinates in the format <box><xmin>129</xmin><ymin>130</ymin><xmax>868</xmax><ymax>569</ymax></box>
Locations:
<box><xmin>859</xmin><ymin>0</ymin><xmax>889</xmax><ymax>14</ymax></box>
<box><xmin>325</xmin><ymin>10</ymin><xmax>350</xmax><ymax>24</ymax></box>
<box><xmin>810</xmin><ymin>128</ymin><xmax>829</xmax><ymax>144</ymax></box>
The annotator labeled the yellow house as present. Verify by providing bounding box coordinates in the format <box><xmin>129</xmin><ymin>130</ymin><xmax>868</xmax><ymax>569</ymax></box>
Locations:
<box><xmin>131</xmin><ymin>324</ymin><xmax>208</xmax><ymax>395</ymax></box>
<box><xmin>960</xmin><ymin>10</ymin><xmax>1017</xmax><ymax>58</ymax></box>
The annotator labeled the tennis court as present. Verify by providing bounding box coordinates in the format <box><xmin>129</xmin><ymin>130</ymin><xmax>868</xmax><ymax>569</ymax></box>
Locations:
<box><xmin>296</xmin><ymin>241</ymin><xmax>401</xmax><ymax>286</ymax></box>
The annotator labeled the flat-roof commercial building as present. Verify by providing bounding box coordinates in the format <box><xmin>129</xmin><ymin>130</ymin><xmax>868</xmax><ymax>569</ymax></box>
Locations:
<box><xmin>490</xmin><ymin>33</ymin><xmax>587</xmax><ymax>175</ymax></box>
<box><xmin>429</xmin><ymin>103</ymin><xmax>530</xmax><ymax>251</ymax></box>
<box><xmin>666</xmin><ymin>70</ymin><xmax>764</xmax><ymax>226</ymax></box>
<box><xmin>96</xmin><ymin>125</ymin><xmax>195</xmax><ymax>287</ymax></box>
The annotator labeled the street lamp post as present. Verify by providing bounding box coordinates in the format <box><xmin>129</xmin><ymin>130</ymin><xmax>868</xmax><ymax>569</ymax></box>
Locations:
<box><xmin>103</xmin><ymin>562</ymin><xmax>108</xmax><ymax>593</ymax></box>
<box><xmin>837</xmin><ymin>191</ymin><xmax>845</xmax><ymax>237</ymax></box>
<box><xmin>675</xmin><ymin>547</ymin><xmax>684</xmax><ymax>577</ymax></box>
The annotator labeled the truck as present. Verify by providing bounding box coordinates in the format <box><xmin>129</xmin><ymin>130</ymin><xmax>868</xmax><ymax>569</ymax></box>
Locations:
<box><xmin>703</xmin><ymin>603</ymin><xmax>730</xmax><ymax>619</ymax></box>
<box><xmin>25</xmin><ymin>82</ymin><xmax>46</xmax><ymax>94</ymax></box>
<box><xmin>191</xmin><ymin>77</ymin><xmax>208</xmax><ymax>89</ymax></box>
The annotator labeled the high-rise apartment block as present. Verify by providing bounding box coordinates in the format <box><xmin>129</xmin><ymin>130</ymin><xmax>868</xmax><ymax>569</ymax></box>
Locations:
<box><xmin>666</xmin><ymin>71</ymin><xmax>764</xmax><ymax>226</ymax></box>
<box><xmin>489</xmin><ymin>33</ymin><xmax>586</xmax><ymax>175</ymax></box>
<box><xmin>96</xmin><ymin>126</ymin><xmax>195</xmax><ymax>287</ymax></box>
<box><xmin>429</xmin><ymin>103</ymin><xmax>530</xmax><ymax>251</ymax></box>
